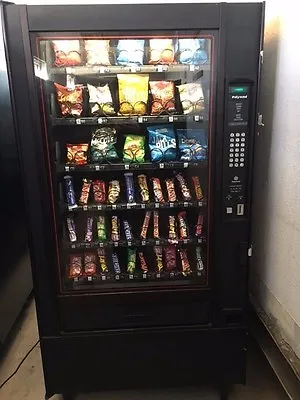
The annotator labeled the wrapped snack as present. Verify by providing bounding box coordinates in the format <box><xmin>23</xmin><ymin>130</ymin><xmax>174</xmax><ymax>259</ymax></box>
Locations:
<box><xmin>192</xmin><ymin>176</ymin><xmax>204</xmax><ymax>200</ymax></box>
<box><xmin>165</xmin><ymin>178</ymin><xmax>177</xmax><ymax>202</ymax></box>
<box><xmin>177</xmin><ymin>83</ymin><xmax>205</xmax><ymax>115</ymax></box>
<box><xmin>52</xmin><ymin>40</ymin><xmax>81</xmax><ymax>67</ymax></box>
<box><xmin>123</xmin><ymin>220</ymin><xmax>133</xmax><ymax>241</ymax></box>
<box><xmin>178</xmin><ymin>38</ymin><xmax>208</xmax><ymax>65</ymax></box>
<box><xmin>117</xmin><ymin>74</ymin><xmax>149</xmax><ymax>115</ymax></box>
<box><xmin>149</xmin><ymin>81</ymin><xmax>176</xmax><ymax>115</ymax></box>
<box><xmin>178</xmin><ymin>211</ymin><xmax>188</xmax><ymax>239</ymax></box>
<box><xmin>54</xmin><ymin>83</ymin><xmax>83</xmax><ymax>117</ymax></box>
<box><xmin>79</xmin><ymin>179</ymin><xmax>92</xmax><ymax>205</ymax></box>
<box><xmin>123</xmin><ymin>135</ymin><xmax>145</xmax><ymax>163</ymax></box>
<box><xmin>87</xmin><ymin>84</ymin><xmax>115</xmax><ymax>116</ymax></box>
<box><xmin>147</xmin><ymin>125</ymin><xmax>176</xmax><ymax>162</ymax></box>
<box><xmin>84</xmin><ymin>217</ymin><xmax>93</xmax><ymax>242</ymax></box>
<box><xmin>140</xmin><ymin>211</ymin><xmax>151</xmax><ymax>239</ymax></box>
<box><xmin>67</xmin><ymin>143</ymin><xmax>88</xmax><ymax>165</ymax></box>
<box><xmin>179</xmin><ymin>248</ymin><xmax>192</xmax><ymax>276</ymax></box>
<box><xmin>195</xmin><ymin>214</ymin><xmax>204</xmax><ymax>237</ymax></box>
<box><xmin>117</xmin><ymin>39</ymin><xmax>145</xmax><ymax>66</ymax></box>
<box><xmin>124</xmin><ymin>173</ymin><xmax>135</xmax><ymax>203</ymax></box>
<box><xmin>112</xmin><ymin>252</ymin><xmax>121</xmax><ymax>274</ymax></box>
<box><xmin>152</xmin><ymin>178</ymin><xmax>164</xmax><ymax>203</ymax></box>
<box><xmin>127</xmin><ymin>248</ymin><xmax>136</xmax><ymax>274</ymax></box>
<box><xmin>138</xmin><ymin>252</ymin><xmax>148</xmax><ymax>273</ymax></box>
<box><xmin>111</xmin><ymin>215</ymin><xmax>120</xmax><ymax>242</ymax></box>
<box><xmin>177</xmin><ymin>129</ymin><xmax>207</xmax><ymax>161</ymax></box>
<box><xmin>97</xmin><ymin>248</ymin><xmax>108</xmax><ymax>273</ymax></box>
<box><xmin>64</xmin><ymin>176</ymin><xmax>77</xmax><ymax>209</ymax></box>
<box><xmin>153</xmin><ymin>211</ymin><xmax>160</xmax><ymax>239</ymax></box>
<box><xmin>168</xmin><ymin>215</ymin><xmax>178</xmax><ymax>244</ymax></box>
<box><xmin>85</xmin><ymin>39</ymin><xmax>111</xmax><ymax>66</ymax></box>
<box><xmin>107</xmin><ymin>180</ymin><xmax>120</xmax><ymax>204</ymax></box>
<box><xmin>97</xmin><ymin>215</ymin><xmax>106</xmax><ymax>241</ymax></box>
<box><xmin>92</xmin><ymin>180</ymin><xmax>106</xmax><ymax>204</ymax></box>
<box><xmin>138</xmin><ymin>174</ymin><xmax>149</xmax><ymax>203</ymax></box>
<box><xmin>90</xmin><ymin>127</ymin><xmax>118</xmax><ymax>163</ymax></box>
<box><xmin>148</xmin><ymin>39</ymin><xmax>175</xmax><ymax>64</ymax></box>
<box><xmin>196</xmin><ymin>247</ymin><xmax>204</xmax><ymax>273</ymax></box>
<box><xmin>175</xmin><ymin>173</ymin><xmax>192</xmax><ymax>201</ymax></box>
<box><xmin>68</xmin><ymin>254</ymin><xmax>82</xmax><ymax>278</ymax></box>
<box><xmin>164</xmin><ymin>246</ymin><xmax>176</xmax><ymax>271</ymax></box>
<box><xmin>154</xmin><ymin>246</ymin><xmax>163</xmax><ymax>272</ymax></box>
<box><xmin>84</xmin><ymin>252</ymin><xmax>97</xmax><ymax>276</ymax></box>
<box><xmin>66</xmin><ymin>217</ymin><xmax>77</xmax><ymax>242</ymax></box>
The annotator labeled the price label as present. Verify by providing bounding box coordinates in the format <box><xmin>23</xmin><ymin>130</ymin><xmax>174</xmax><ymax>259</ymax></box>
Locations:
<box><xmin>95</xmin><ymin>165</ymin><xmax>100</xmax><ymax>171</ymax></box>
<box><xmin>98</xmin><ymin>117</ymin><xmax>106</xmax><ymax>124</ymax></box>
<box><xmin>155</xmin><ymin>240</ymin><xmax>160</xmax><ymax>246</ymax></box>
<box><xmin>114</xmin><ymin>242</ymin><xmax>118</xmax><ymax>247</ymax></box>
<box><xmin>129</xmin><ymin>274</ymin><xmax>134</xmax><ymax>280</ymax></box>
<box><xmin>127</xmin><ymin>241</ymin><xmax>132</xmax><ymax>247</ymax></box>
<box><xmin>112</xmin><ymin>204</ymin><xmax>117</xmax><ymax>210</ymax></box>
<box><xmin>194</xmin><ymin>115</ymin><xmax>200</xmax><ymax>122</ymax></box>
<box><xmin>97</xmin><ymin>205</ymin><xmax>102</xmax><ymax>210</ymax></box>
<box><xmin>99</xmin><ymin>242</ymin><xmax>104</xmax><ymax>248</ymax></box>
<box><xmin>65</xmin><ymin>166</ymin><xmax>70</xmax><ymax>172</ymax></box>
<box><xmin>155</xmin><ymin>203</ymin><xmax>159</xmax><ymax>208</ymax></box>
<box><xmin>141</xmin><ymin>204</ymin><xmax>145</xmax><ymax>209</ymax></box>
<box><xmin>87</xmin><ymin>276</ymin><xmax>92</xmax><ymax>281</ymax></box>
<box><xmin>170</xmin><ymin>272</ymin><xmax>175</xmax><ymax>278</ymax></box>
<box><xmin>169</xmin><ymin>202</ymin><xmax>174</xmax><ymax>208</ymax></box>
<box><xmin>75</xmin><ymin>118</ymin><xmax>82</xmax><ymax>125</ymax></box>
<box><xmin>157</xmin><ymin>65</ymin><xmax>164</xmax><ymax>72</ymax></box>
<box><xmin>99</xmin><ymin>66</ymin><xmax>107</xmax><ymax>74</ymax></box>
<box><xmin>138</xmin><ymin>116</ymin><xmax>143</xmax><ymax>123</ymax></box>
<box><xmin>184</xmin><ymin>202</ymin><xmax>188</xmax><ymax>208</ymax></box>
<box><xmin>71</xmin><ymin>244</ymin><xmax>76</xmax><ymax>249</ymax></box>
<box><xmin>156</xmin><ymin>273</ymin><xmax>161</xmax><ymax>278</ymax></box>
<box><xmin>183</xmin><ymin>239</ymin><xmax>188</xmax><ymax>244</ymax></box>
<box><xmin>141</xmin><ymin>240</ymin><xmax>146</xmax><ymax>246</ymax></box>
<box><xmin>127</xmin><ymin>203</ymin><xmax>133</xmax><ymax>209</ymax></box>
<box><xmin>198</xmin><ymin>238</ymin><xmax>202</xmax><ymax>243</ymax></box>
<box><xmin>168</xmin><ymin>116</ymin><xmax>174</xmax><ymax>122</ymax></box>
<box><xmin>83</xmin><ymin>205</ymin><xmax>88</xmax><ymax>211</ymax></box>
<box><xmin>101</xmin><ymin>275</ymin><xmax>106</xmax><ymax>281</ymax></box>
<box><xmin>143</xmin><ymin>273</ymin><xmax>147</xmax><ymax>279</ymax></box>
<box><xmin>74</xmin><ymin>277</ymin><xmax>78</xmax><ymax>282</ymax></box>
<box><xmin>115</xmin><ymin>274</ymin><xmax>120</xmax><ymax>280</ymax></box>
<box><xmin>159</xmin><ymin>163</ymin><xmax>164</xmax><ymax>169</ymax></box>
<box><xmin>125</xmin><ymin>164</ymin><xmax>130</xmax><ymax>170</ymax></box>
<box><xmin>183</xmin><ymin>162</ymin><xmax>188</xmax><ymax>168</ymax></box>
<box><xmin>190</xmin><ymin>64</ymin><xmax>195</xmax><ymax>72</ymax></box>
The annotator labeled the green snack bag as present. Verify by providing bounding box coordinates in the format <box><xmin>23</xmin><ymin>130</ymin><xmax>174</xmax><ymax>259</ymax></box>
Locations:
<box><xmin>123</xmin><ymin>135</ymin><xmax>145</xmax><ymax>163</ymax></box>
<box><xmin>127</xmin><ymin>248</ymin><xmax>137</xmax><ymax>274</ymax></box>
<box><xmin>97</xmin><ymin>215</ymin><xmax>106</xmax><ymax>240</ymax></box>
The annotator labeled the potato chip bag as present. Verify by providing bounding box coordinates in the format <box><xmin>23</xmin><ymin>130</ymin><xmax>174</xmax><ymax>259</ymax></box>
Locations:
<box><xmin>87</xmin><ymin>83</ymin><xmax>116</xmax><ymax>116</ymax></box>
<box><xmin>178</xmin><ymin>38</ymin><xmax>208</xmax><ymax>64</ymax></box>
<box><xmin>147</xmin><ymin>125</ymin><xmax>177</xmax><ymax>162</ymax></box>
<box><xmin>116</xmin><ymin>39</ymin><xmax>145</xmax><ymax>66</ymax></box>
<box><xmin>117</xmin><ymin>74</ymin><xmax>149</xmax><ymax>115</ymax></box>
<box><xmin>67</xmin><ymin>143</ymin><xmax>89</xmax><ymax>165</ymax></box>
<box><xmin>177</xmin><ymin>129</ymin><xmax>207</xmax><ymax>161</ymax></box>
<box><xmin>54</xmin><ymin>83</ymin><xmax>83</xmax><ymax>117</ymax></box>
<box><xmin>52</xmin><ymin>40</ymin><xmax>82</xmax><ymax>67</ymax></box>
<box><xmin>149</xmin><ymin>81</ymin><xmax>176</xmax><ymax>115</ymax></box>
<box><xmin>90</xmin><ymin>127</ymin><xmax>118</xmax><ymax>163</ymax></box>
<box><xmin>85</xmin><ymin>40</ymin><xmax>111</xmax><ymax>66</ymax></box>
<box><xmin>123</xmin><ymin>135</ymin><xmax>145</xmax><ymax>163</ymax></box>
<box><xmin>148</xmin><ymin>39</ymin><xmax>175</xmax><ymax>64</ymax></box>
<box><xmin>177</xmin><ymin>83</ymin><xmax>205</xmax><ymax>114</ymax></box>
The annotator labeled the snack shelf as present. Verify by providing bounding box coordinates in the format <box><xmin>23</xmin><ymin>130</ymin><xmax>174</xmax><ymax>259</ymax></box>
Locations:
<box><xmin>50</xmin><ymin>64</ymin><xmax>210</xmax><ymax>76</ymax></box>
<box><xmin>67</xmin><ymin>236</ymin><xmax>206</xmax><ymax>250</ymax></box>
<box><xmin>65</xmin><ymin>200</ymin><xmax>206</xmax><ymax>213</ymax></box>
<box><xmin>60</xmin><ymin>160</ymin><xmax>207</xmax><ymax>173</ymax></box>
<box><xmin>52</xmin><ymin>114</ymin><xmax>205</xmax><ymax>126</ymax></box>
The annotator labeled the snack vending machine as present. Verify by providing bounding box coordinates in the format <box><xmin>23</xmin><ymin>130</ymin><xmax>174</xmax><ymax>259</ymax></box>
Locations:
<box><xmin>4</xmin><ymin>2</ymin><xmax>264</xmax><ymax>399</ymax></box>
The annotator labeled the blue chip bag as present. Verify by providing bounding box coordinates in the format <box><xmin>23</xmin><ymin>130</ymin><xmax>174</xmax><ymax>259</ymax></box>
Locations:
<box><xmin>178</xmin><ymin>39</ymin><xmax>208</xmax><ymax>65</ymax></box>
<box><xmin>177</xmin><ymin>129</ymin><xmax>207</xmax><ymax>161</ymax></box>
<box><xmin>116</xmin><ymin>40</ymin><xmax>145</xmax><ymax>66</ymax></box>
<box><xmin>147</xmin><ymin>125</ymin><xmax>177</xmax><ymax>162</ymax></box>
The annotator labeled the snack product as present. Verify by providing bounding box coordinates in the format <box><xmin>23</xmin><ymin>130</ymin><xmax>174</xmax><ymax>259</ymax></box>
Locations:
<box><xmin>79</xmin><ymin>179</ymin><xmax>92</xmax><ymax>205</ymax></box>
<box><xmin>124</xmin><ymin>173</ymin><xmax>135</xmax><ymax>203</ymax></box>
<box><xmin>196</xmin><ymin>247</ymin><xmax>204</xmax><ymax>273</ymax></box>
<box><xmin>192</xmin><ymin>176</ymin><xmax>204</xmax><ymax>200</ymax></box>
<box><xmin>178</xmin><ymin>211</ymin><xmax>188</xmax><ymax>239</ymax></box>
<box><xmin>168</xmin><ymin>215</ymin><xmax>178</xmax><ymax>244</ymax></box>
<box><xmin>64</xmin><ymin>176</ymin><xmax>77</xmax><ymax>209</ymax></box>
<box><xmin>90</xmin><ymin>127</ymin><xmax>118</xmax><ymax>163</ymax></box>
<box><xmin>178</xmin><ymin>38</ymin><xmax>208</xmax><ymax>65</ymax></box>
<box><xmin>127</xmin><ymin>248</ymin><xmax>136</xmax><ymax>274</ymax></box>
<box><xmin>153</xmin><ymin>211</ymin><xmax>160</xmax><ymax>239</ymax></box>
<box><xmin>112</xmin><ymin>252</ymin><xmax>121</xmax><ymax>274</ymax></box>
<box><xmin>164</xmin><ymin>246</ymin><xmax>176</xmax><ymax>271</ymax></box>
<box><xmin>84</xmin><ymin>252</ymin><xmax>97</xmax><ymax>276</ymax></box>
<box><xmin>154</xmin><ymin>246</ymin><xmax>163</xmax><ymax>272</ymax></box>
<box><xmin>117</xmin><ymin>74</ymin><xmax>149</xmax><ymax>115</ymax></box>
<box><xmin>177</xmin><ymin>83</ymin><xmax>205</xmax><ymax>115</ymax></box>
<box><xmin>117</xmin><ymin>39</ymin><xmax>145</xmax><ymax>66</ymax></box>
<box><xmin>97</xmin><ymin>248</ymin><xmax>108</xmax><ymax>273</ymax></box>
<box><xmin>123</xmin><ymin>220</ymin><xmax>133</xmax><ymax>241</ymax></box>
<box><xmin>55</xmin><ymin>83</ymin><xmax>83</xmax><ymax>117</ymax></box>
<box><xmin>67</xmin><ymin>143</ymin><xmax>88</xmax><ymax>165</ymax></box>
<box><xmin>123</xmin><ymin>135</ymin><xmax>145</xmax><ymax>163</ymax></box>
<box><xmin>107</xmin><ymin>180</ymin><xmax>120</xmax><ymax>204</ymax></box>
<box><xmin>111</xmin><ymin>215</ymin><xmax>120</xmax><ymax>242</ymax></box>
<box><xmin>92</xmin><ymin>180</ymin><xmax>106</xmax><ymax>204</ymax></box>
<box><xmin>140</xmin><ymin>211</ymin><xmax>151</xmax><ymax>239</ymax></box>
<box><xmin>84</xmin><ymin>217</ymin><xmax>93</xmax><ymax>242</ymax></box>
<box><xmin>148</xmin><ymin>39</ymin><xmax>175</xmax><ymax>64</ymax></box>
<box><xmin>138</xmin><ymin>252</ymin><xmax>148</xmax><ymax>273</ymax></box>
<box><xmin>52</xmin><ymin>40</ymin><xmax>81</xmax><ymax>67</ymax></box>
<box><xmin>179</xmin><ymin>248</ymin><xmax>192</xmax><ymax>276</ymax></box>
<box><xmin>152</xmin><ymin>178</ymin><xmax>165</xmax><ymax>203</ymax></box>
<box><xmin>177</xmin><ymin>129</ymin><xmax>207</xmax><ymax>161</ymax></box>
<box><xmin>66</xmin><ymin>217</ymin><xmax>77</xmax><ymax>242</ymax></box>
<box><xmin>149</xmin><ymin>81</ymin><xmax>175</xmax><ymax>115</ymax></box>
<box><xmin>147</xmin><ymin>125</ymin><xmax>176</xmax><ymax>162</ymax></box>
<box><xmin>175</xmin><ymin>173</ymin><xmax>192</xmax><ymax>201</ymax></box>
<box><xmin>195</xmin><ymin>214</ymin><xmax>204</xmax><ymax>237</ymax></box>
<box><xmin>68</xmin><ymin>254</ymin><xmax>82</xmax><ymax>278</ymax></box>
<box><xmin>85</xmin><ymin>39</ymin><xmax>111</xmax><ymax>66</ymax></box>
<box><xmin>138</xmin><ymin>174</ymin><xmax>149</xmax><ymax>202</ymax></box>
<box><xmin>165</xmin><ymin>178</ymin><xmax>177</xmax><ymax>202</ymax></box>
<box><xmin>97</xmin><ymin>215</ymin><xmax>107</xmax><ymax>241</ymax></box>
<box><xmin>87</xmin><ymin>84</ymin><xmax>115</xmax><ymax>116</ymax></box>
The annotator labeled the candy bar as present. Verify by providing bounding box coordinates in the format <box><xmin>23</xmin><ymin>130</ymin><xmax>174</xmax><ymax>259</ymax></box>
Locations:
<box><xmin>153</xmin><ymin>211</ymin><xmax>160</xmax><ymax>239</ymax></box>
<box><xmin>79</xmin><ymin>179</ymin><xmax>92</xmax><ymax>205</ymax></box>
<box><xmin>168</xmin><ymin>215</ymin><xmax>178</xmax><ymax>244</ymax></box>
<box><xmin>124</xmin><ymin>173</ymin><xmax>135</xmax><ymax>203</ymax></box>
<box><xmin>97</xmin><ymin>215</ymin><xmax>106</xmax><ymax>241</ymax></box>
<box><xmin>165</xmin><ymin>178</ymin><xmax>177</xmax><ymax>202</ymax></box>
<box><xmin>195</xmin><ymin>214</ymin><xmax>204</xmax><ymax>237</ymax></box>
<box><xmin>152</xmin><ymin>177</ymin><xmax>165</xmax><ymax>203</ymax></box>
<box><xmin>84</xmin><ymin>252</ymin><xmax>97</xmax><ymax>276</ymax></box>
<box><xmin>112</xmin><ymin>252</ymin><xmax>121</xmax><ymax>274</ymax></box>
<box><xmin>140</xmin><ymin>211</ymin><xmax>151</xmax><ymax>239</ymax></box>
<box><xmin>196</xmin><ymin>247</ymin><xmax>204</xmax><ymax>273</ymax></box>
<box><xmin>192</xmin><ymin>176</ymin><xmax>204</xmax><ymax>200</ymax></box>
<box><xmin>138</xmin><ymin>252</ymin><xmax>148</xmax><ymax>273</ymax></box>
<box><xmin>164</xmin><ymin>246</ymin><xmax>176</xmax><ymax>271</ymax></box>
<box><xmin>137</xmin><ymin>174</ymin><xmax>149</xmax><ymax>202</ymax></box>
<box><xmin>179</xmin><ymin>248</ymin><xmax>192</xmax><ymax>276</ymax></box>
<box><xmin>154</xmin><ymin>246</ymin><xmax>163</xmax><ymax>272</ymax></box>
<box><xmin>108</xmin><ymin>180</ymin><xmax>120</xmax><ymax>204</ymax></box>
<box><xmin>84</xmin><ymin>217</ymin><xmax>93</xmax><ymax>242</ymax></box>
<box><xmin>97</xmin><ymin>248</ymin><xmax>108</xmax><ymax>273</ymax></box>
<box><xmin>93</xmin><ymin>180</ymin><xmax>106</xmax><ymax>204</ymax></box>
<box><xmin>175</xmin><ymin>173</ymin><xmax>192</xmax><ymax>201</ymax></box>
<box><xmin>66</xmin><ymin>217</ymin><xmax>77</xmax><ymax>242</ymax></box>
<box><xmin>178</xmin><ymin>211</ymin><xmax>188</xmax><ymax>239</ymax></box>
<box><xmin>64</xmin><ymin>175</ymin><xmax>77</xmax><ymax>209</ymax></box>
<box><xmin>67</xmin><ymin>143</ymin><xmax>88</xmax><ymax>165</ymax></box>
<box><xmin>68</xmin><ymin>254</ymin><xmax>82</xmax><ymax>278</ymax></box>
<box><xmin>111</xmin><ymin>215</ymin><xmax>120</xmax><ymax>242</ymax></box>
<box><xmin>123</xmin><ymin>220</ymin><xmax>133</xmax><ymax>241</ymax></box>
<box><xmin>127</xmin><ymin>248</ymin><xmax>136</xmax><ymax>274</ymax></box>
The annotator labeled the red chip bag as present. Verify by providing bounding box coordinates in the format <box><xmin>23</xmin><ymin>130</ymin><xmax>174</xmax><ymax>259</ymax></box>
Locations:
<box><xmin>55</xmin><ymin>83</ymin><xmax>83</xmax><ymax>117</ymax></box>
<box><xmin>149</xmin><ymin>81</ymin><xmax>175</xmax><ymax>115</ymax></box>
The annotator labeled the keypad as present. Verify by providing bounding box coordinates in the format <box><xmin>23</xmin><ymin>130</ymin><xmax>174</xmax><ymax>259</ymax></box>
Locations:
<box><xmin>228</xmin><ymin>132</ymin><xmax>246</xmax><ymax>168</ymax></box>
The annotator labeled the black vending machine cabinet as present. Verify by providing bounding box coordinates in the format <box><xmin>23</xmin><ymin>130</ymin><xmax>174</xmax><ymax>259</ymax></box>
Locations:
<box><xmin>3</xmin><ymin>3</ymin><xmax>264</xmax><ymax>399</ymax></box>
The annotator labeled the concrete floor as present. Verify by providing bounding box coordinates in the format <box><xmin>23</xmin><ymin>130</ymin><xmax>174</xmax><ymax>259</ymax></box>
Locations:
<box><xmin>0</xmin><ymin>299</ymin><xmax>290</xmax><ymax>400</ymax></box>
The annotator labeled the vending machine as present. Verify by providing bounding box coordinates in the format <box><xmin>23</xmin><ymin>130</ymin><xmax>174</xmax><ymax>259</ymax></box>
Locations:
<box><xmin>3</xmin><ymin>2</ymin><xmax>264</xmax><ymax>399</ymax></box>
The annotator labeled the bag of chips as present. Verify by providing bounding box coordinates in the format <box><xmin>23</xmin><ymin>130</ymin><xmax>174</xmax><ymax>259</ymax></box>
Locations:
<box><xmin>123</xmin><ymin>135</ymin><xmax>145</xmax><ymax>163</ymax></box>
<box><xmin>177</xmin><ymin>38</ymin><xmax>208</xmax><ymax>65</ymax></box>
<box><xmin>55</xmin><ymin>83</ymin><xmax>83</xmax><ymax>117</ymax></box>
<box><xmin>116</xmin><ymin>39</ymin><xmax>145</xmax><ymax>66</ymax></box>
<box><xmin>149</xmin><ymin>81</ymin><xmax>176</xmax><ymax>115</ymax></box>
<box><xmin>66</xmin><ymin>143</ymin><xmax>88</xmax><ymax>165</ymax></box>
<box><xmin>90</xmin><ymin>127</ymin><xmax>118</xmax><ymax>163</ymax></box>
<box><xmin>117</xmin><ymin>74</ymin><xmax>149</xmax><ymax>115</ymax></box>
<box><xmin>85</xmin><ymin>39</ymin><xmax>111</xmax><ymax>66</ymax></box>
<box><xmin>147</xmin><ymin>125</ymin><xmax>177</xmax><ymax>162</ymax></box>
<box><xmin>87</xmin><ymin>83</ymin><xmax>116</xmax><ymax>116</ymax></box>
<box><xmin>148</xmin><ymin>39</ymin><xmax>175</xmax><ymax>64</ymax></box>
<box><xmin>177</xmin><ymin>83</ymin><xmax>205</xmax><ymax>115</ymax></box>
<box><xmin>52</xmin><ymin>40</ymin><xmax>82</xmax><ymax>67</ymax></box>
<box><xmin>177</xmin><ymin>129</ymin><xmax>207</xmax><ymax>161</ymax></box>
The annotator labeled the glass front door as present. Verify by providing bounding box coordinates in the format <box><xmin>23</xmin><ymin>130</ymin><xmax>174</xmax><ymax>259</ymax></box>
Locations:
<box><xmin>34</xmin><ymin>32</ymin><xmax>214</xmax><ymax>293</ymax></box>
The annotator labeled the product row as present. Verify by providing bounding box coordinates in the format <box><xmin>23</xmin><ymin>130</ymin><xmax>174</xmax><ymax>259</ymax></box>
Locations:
<box><xmin>50</xmin><ymin>38</ymin><xmax>210</xmax><ymax>67</ymax></box>
<box><xmin>64</xmin><ymin>173</ymin><xmax>204</xmax><ymax>208</ymax></box>
<box><xmin>68</xmin><ymin>245</ymin><xmax>205</xmax><ymax>279</ymax></box>
<box><xmin>66</xmin><ymin>127</ymin><xmax>207</xmax><ymax>165</ymax></box>
<box><xmin>55</xmin><ymin>76</ymin><xmax>205</xmax><ymax>117</ymax></box>
<box><xmin>66</xmin><ymin>212</ymin><xmax>204</xmax><ymax>244</ymax></box>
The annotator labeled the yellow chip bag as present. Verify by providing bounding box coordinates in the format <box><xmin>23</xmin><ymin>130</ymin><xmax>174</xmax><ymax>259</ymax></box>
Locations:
<box><xmin>117</xmin><ymin>74</ymin><xmax>149</xmax><ymax>116</ymax></box>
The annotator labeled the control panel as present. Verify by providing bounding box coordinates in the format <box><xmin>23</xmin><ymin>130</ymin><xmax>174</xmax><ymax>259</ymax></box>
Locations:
<box><xmin>223</xmin><ymin>84</ymin><xmax>251</xmax><ymax>219</ymax></box>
